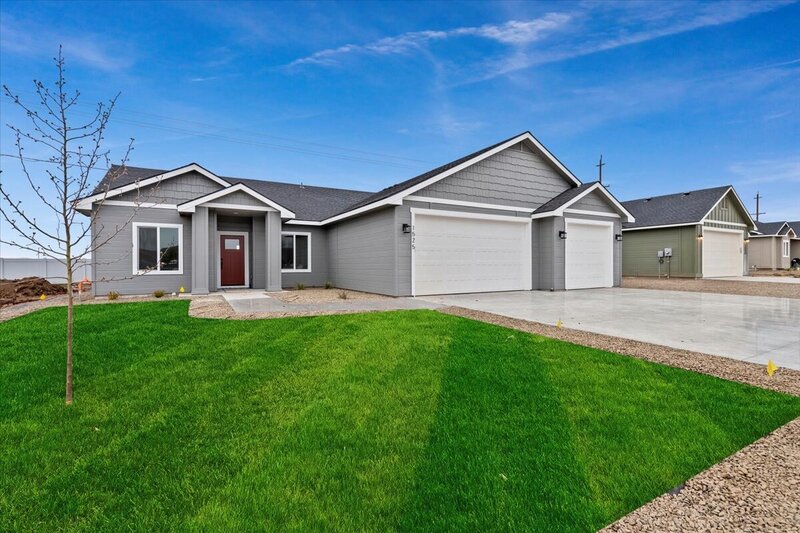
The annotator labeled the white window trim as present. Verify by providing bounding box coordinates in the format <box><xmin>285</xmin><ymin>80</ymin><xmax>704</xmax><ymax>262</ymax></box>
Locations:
<box><xmin>783</xmin><ymin>240</ymin><xmax>790</xmax><ymax>258</ymax></box>
<box><xmin>216</xmin><ymin>231</ymin><xmax>250</xmax><ymax>289</ymax></box>
<box><xmin>281</xmin><ymin>231</ymin><xmax>312</xmax><ymax>273</ymax></box>
<box><xmin>132</xmin><ymin>222</ymin><xmax>184</xmax><ymax>275</ymax></box>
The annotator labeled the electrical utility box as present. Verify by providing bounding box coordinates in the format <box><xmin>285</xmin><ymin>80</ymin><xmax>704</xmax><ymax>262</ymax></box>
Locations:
<box><xmin>657</xmin><ymin>250</ymin><xmax>664</xmax><ymax>258</ymax></box>
<box><xmin>664</xmin><ymin>248</ymin><xmax>673</xmax><ymax>257</ymax></box>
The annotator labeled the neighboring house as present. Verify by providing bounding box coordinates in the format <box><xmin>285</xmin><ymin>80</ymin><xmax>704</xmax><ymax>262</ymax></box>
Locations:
<box><xmin>748</xmin><ymin>221</ymin><xmax>797</xmax><ymax>270</ymax></box>
<box><xmin>621</xmin><ymin>186</ymin><xmax>756</xmax><ymax>278</ymax></box>
<box><xmin>76</xmin><ymin>131</ymin><xmax>634</xmax><ymax>296</ymax></box>
<box><xmin>790</xmin><ymin>221</ymin><xmax>800</xmax><ymax>261</ymax></box>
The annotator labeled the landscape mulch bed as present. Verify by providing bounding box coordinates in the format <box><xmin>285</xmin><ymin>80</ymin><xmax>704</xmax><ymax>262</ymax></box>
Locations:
<box><xmin>0</xmin><ymin>277</ymin><xmax>66</xmax><ymax>308</ymax></box>
<box><xmin>622</xmin><ymin>276</ymin><xmax>800</xmax><ymax>299</ymax></box>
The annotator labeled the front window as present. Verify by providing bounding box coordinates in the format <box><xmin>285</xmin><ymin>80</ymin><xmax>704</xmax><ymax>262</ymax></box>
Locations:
<box><xmin>134</xmin><ymin>223</ymin><xmax>183</xmax><ymax>274</ymax></box>
<box><xmin>784</xmin><ymin>240</ymin><xmax>790</xmax><ymax>258</ymax></box>
<box><xmin>281</xmin><ymin>232</ymin><xmax>310</xmax><ymax>272</ymax></box>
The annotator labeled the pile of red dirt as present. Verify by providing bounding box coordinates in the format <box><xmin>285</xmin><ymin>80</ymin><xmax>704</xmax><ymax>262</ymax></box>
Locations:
<box><xmin>0</xmin><ymin>277</ymin><xmax>67</xmax><ymax>307</ymax></box>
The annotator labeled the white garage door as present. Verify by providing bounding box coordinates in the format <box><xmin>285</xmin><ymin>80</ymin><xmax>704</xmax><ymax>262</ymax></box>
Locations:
<box><xmin>564</xmin><ymin>219</ymin><xmax>614</xmax><ymax>290</ymax></box>
<box><xmin>702</xmin><ymin>228</ymin><xmax>743</xmax><ymax>278</ymax></box>
<box><xmin>412</xmin><ymin>209</ymin><xmax>532</xmax><ymax>296</ymax></box>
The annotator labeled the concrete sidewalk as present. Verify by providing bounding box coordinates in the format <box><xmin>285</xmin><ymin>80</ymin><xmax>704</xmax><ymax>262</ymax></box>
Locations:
<box><xmin>420</xmin><ymin>288</ymin><xmax>800</xmax><ymax>370</ymax></box>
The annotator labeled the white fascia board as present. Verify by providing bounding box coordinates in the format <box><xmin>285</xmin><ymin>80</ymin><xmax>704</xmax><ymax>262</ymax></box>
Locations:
<box><xmin>318</xmin><ymin>131</ymin><xmax>581</xmax><ymax>226</ymax></box>
<box><xmin>284</xmin><ymin>220</ymin><xmax>324</xmax><ymax>226</ymax></box>
<box><xmin>699</xmin><ymin>186</ymin><xmax>757</xmax><ymax>230</ymax></box>
<box><xmin>75</xmin><ymin>163</ymin><xmax>230</xmax><ymax>210</ymax></box>
<box><xmin>621</xmin><ymin>222</ymin><xmax>698</xmax><ymax>232</ymax></box>
<box><xmin>177</xmin><ymin>183</ymin><xmax>295</xmax><ymax>218</ymax></box>
<box><xmin>404</xmin><ymin>195</ymin><xmax>534</xmax><ymax>213</ymax></box>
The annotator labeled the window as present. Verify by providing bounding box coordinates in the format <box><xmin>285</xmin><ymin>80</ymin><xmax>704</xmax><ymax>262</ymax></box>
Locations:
<box><xmin>784</xmin><ymin>240</ymin><xmax>790</xmax><ymax>258</ymax></box>
<box><xmin>281</xmin><ymin>232</ymin><xmax>311</xmax><ymax>272</ymax></box>
<box><xmin>133</xmin><ymin>223</ymin><xmax>183</xmax><ymax>274</ymax></box>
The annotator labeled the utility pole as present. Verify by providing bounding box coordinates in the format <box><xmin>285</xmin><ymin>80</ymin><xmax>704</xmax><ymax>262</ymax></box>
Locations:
<box><xmin>752</xmin><ymin>192</ymin><xmax>766</xmax><ymax>222</ymax></box>
<box><xmin>596</xmin><ymin>154</ymin><xmax>605</xmax><ymax>185</ymax></box>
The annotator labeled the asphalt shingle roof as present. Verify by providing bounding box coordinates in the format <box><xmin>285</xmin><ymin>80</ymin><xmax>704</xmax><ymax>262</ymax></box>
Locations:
<box><xmin>621</xmin><ymin>185</ymin><xmax>732</xmax><ymax>229</ymax></box>
<box><xmin>788</xmin><ymin>221</ymin><xmax>800</xmax><ymax>235</ymax></box>
<box><xmin>93</xmin><ymin>164</ymin><xmax>372</xmax><ymax>221</ymax></box>
<box><xmin>752</xmin><ymin>221</ymin><xmax>790</xmax><ymax>236</ymax></box>
<box><xmin>532</xmin><ymin>182</ymin><xmax>598</xmax><ymax>213</ymax></box>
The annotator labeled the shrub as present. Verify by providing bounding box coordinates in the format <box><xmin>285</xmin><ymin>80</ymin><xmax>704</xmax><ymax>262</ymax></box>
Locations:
<box><xmin>107</xmin><ymin>291</ymin><xmax>119</xmax><ymax>301</ymax></box>
<box><xmin>153</xmin><ymin>290</ymin><xmax>165</xmax><ymax>298</ymax></box>
<box><xmin>324</xmin><ymin>281</ymin><xmax>333</xmax><ymax>289</ymax></box>
<box><xmin>295</xmin><ymin>283</ymin><xmax>305</xmax><ymax>290</ymax></box>
<box><xmin>338</xmin><ymin>290</ymin><xmax>348</xmax><ymax>300</ymax></box>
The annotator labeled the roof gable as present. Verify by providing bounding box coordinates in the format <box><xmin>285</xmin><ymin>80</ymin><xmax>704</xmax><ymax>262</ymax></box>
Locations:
<box><xmin>177</xmin><ymin>183</ymin><xmax>295</xmax><ymax>218</ymax></box>
<box><xmin>622</xmin><ymin>185</ymin><xmax>753</xmax><ymax>230</ymax></box>
<box><xmin>532</xmin><ymin>182</ymin><xmax>635</xmax><ymax>222</ymax></box>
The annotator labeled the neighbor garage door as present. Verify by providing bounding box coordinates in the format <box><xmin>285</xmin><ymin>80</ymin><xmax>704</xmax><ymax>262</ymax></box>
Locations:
<box><xmin>564</xmin><ymin>219</ymin><xmax>614</xmax><ymax>290</ymax></box>
<box><xmin>412</xmin><ymin>209</ymin><xmax>532</xmax><ymax>296</ymax></box>
<box><xmin>702</xmin><ymin>227</ymin><xmax>743</xmax><ymax>278</ymax></box>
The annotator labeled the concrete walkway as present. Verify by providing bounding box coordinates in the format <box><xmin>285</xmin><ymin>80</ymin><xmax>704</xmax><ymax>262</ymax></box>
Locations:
<box><xmin>420</xmin><ymin>288</ymin><xmax>800</xmax><ymax>371</ymax></box>
<box><xmin>220</xmin><ymin>290</ymin><xmax>439</xmax><ymax>314</ymax></box>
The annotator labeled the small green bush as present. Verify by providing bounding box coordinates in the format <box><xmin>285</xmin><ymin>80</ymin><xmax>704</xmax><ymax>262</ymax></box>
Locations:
<box><xmin>324</xmin><ymin>281</ymin><xmax>333</xmax><ymax>289</ymax></box>
<box><xmin>295</xmin><ymin>283</ymin><xmax>305</xmax><ymax>290</ymax></box>
<box><xmin>107</xmin><ymin>291</ymin><xmax>119</xmax><ymax>301</ymax></box>
<box><xmin>153</xmin><ymin>290</ymin><xmax>165</xmax><ymax>298</ymax></box>
<box><xmin>338</xmin><ymin>290</ymin><xmax>348</xmax><ymax>300</ymax></box>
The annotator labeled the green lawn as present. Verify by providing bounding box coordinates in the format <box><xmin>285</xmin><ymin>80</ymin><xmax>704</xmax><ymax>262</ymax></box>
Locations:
<box><xmin>1</xmin><ymin>302</ymin><xmax>798</xmax><ymax>532</ymax></box>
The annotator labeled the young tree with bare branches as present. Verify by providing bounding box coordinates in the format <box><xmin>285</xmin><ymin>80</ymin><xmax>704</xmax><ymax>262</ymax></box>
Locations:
<box><xmin>0</xmin><ymin>48</ymin><xmax>135</xmax><ymax>405</ymax></box>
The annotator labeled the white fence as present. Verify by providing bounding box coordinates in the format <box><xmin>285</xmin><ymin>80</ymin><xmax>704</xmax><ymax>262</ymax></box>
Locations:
<box><xmin>0</xmin><ymin>258</ymin><xmax>92</xmax><ymax>283</ymax></box>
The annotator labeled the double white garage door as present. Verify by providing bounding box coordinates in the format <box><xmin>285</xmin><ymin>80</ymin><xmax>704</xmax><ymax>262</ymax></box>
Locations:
<box><xmin>412</xmin><ymin>210</ymin><xmax>613</xmax><ymax>295</ymax></box>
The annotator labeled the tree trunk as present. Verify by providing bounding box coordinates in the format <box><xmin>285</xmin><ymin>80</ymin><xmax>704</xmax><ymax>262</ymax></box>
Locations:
<box><xmin>65</xmin><ymin>261</ymin><xmax>74</xmax><ymax>405</ymax></box>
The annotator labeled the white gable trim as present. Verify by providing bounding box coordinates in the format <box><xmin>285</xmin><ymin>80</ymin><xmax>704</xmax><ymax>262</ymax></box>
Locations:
<box><xmin>699</xmin><ymin>186</ymin><xmax>757</xmax><ymax>230</ymax></box>
<box><xmin>531</xmin><ymin>183</ymin><xmax>635</xmax><ymax>222</ymax></box>
<box><xmin>318</xmin><ymin>132</ymin><xmax>582</xmax><ymax>225</ymax></box>
<box><xmin>622</xmin><ymin>222</ymin><xmax>698</xmax><ymax>232</ymax></box>
<box><xmin>76</xmin><ymin>163</ymin><xmax>230</xmax><ymax>210</ymax></box>
<box><xmin>177</xmin><ymin>183</ymin><xmax>295</xmax><ymax>218</ymax></box>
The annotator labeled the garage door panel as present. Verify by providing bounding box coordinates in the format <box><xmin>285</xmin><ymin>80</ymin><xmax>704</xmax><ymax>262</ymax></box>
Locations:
<box><xmin>702</xmin><ymin>229</ymin><xmax>742</xmax><ymax>278</ymax></box>
<box><xmin>565</xmin><ymin>220</ymin><xmax>613</xmax><ymax>290</ymax></box>
<box><xmin>413</xmin><ymin>212</ymin><xmax>531</xmax><ymax>296</ymax></box>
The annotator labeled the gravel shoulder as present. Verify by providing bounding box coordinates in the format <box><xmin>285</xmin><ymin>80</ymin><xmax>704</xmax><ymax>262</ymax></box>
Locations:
<box><xmin>622</xmin><ymin>276</ymin><xmax>800</xmax><ymax>299</ymax></box>
<box><xmin>439</xmin><ymin>306</ymin><xmax>800</xmax><ymax>532</ymax></box>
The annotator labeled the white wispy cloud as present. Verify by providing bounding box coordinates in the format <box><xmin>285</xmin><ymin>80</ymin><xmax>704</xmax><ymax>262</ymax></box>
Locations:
<box><xmin>729</xmin><ymin>157</ymin><xmax>800</xmax><ymax>185</ymax></box>
<box><xmin>288</xmin><ymin>13</ymin><xmax>572</xmax><ymax>67</ymax></box>
<box><xmin>287</xmin><ymin>0</ymin><xmax>793</xmax><ymax>85</ymax></box>
<box><xmin>0</xmin><ymin>16</ymin><xmax>133</xmax><ymax>72</ymax></box>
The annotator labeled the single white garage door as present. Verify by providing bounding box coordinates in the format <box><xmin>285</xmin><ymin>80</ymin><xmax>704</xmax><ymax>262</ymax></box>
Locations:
<box><xmin>412</xmin><ymin>209</ymin><xmax>532</xmax><ymax>296</ymax></box>
<box><xmin>564</xmin><ymin>219</ymin><xmax>614</xmax><ymax>290</ymax></box>
<box><xmin>702</xmin><ymin>227</ymin><xmax>743</xmax><ymax>278</ymax></box>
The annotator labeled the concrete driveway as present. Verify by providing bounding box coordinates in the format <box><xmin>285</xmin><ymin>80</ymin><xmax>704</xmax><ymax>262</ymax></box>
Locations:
<box><xmin>419</xmin><ymin>288</ymin><xmax>800</xmax><ymax>371</ymax></box>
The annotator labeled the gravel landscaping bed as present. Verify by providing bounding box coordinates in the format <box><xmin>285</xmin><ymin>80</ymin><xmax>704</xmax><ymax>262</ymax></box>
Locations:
<box><xmin>188</xmin><ymin>295</ymin><xmax>407</xmax><ymax>320</ymax></box>
<box><xmin>602</xmin><ymin>417</ymin><xmax>800</xmax><ymax>533</ymax></box>
<box><xmin>270</xmin><ymin>288</ymin><xmax>390</xmax><ymax>304</ymax></box>
<box><xmin>622</xmin><ymin>276</ymin><xmax>800</xmax><ymax>299</ymax></box>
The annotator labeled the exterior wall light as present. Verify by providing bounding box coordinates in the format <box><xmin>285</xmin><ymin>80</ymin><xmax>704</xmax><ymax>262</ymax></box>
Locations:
<box><xmin>402</xmin><ymin>223</ymin><xmax>412</xmax><ymax>234</ymax></box>
<box><xmin>615</xmin><ymin>234</ymin><xmax>623</xmax><ymax>242</ymax></box>
<box><xmin>697</xmin><ymin>234</ymin><xmax>703</xmax><ymax>241</ymax></box>
<box><xmin>558</xmin><ymin>230</ymin><xmax>567</xmax><ymax>239</ymax></box>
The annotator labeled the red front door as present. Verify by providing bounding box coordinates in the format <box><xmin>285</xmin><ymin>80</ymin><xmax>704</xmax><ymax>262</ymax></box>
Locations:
<box><xmin>220</xmin><ymin>235</ymin><xmax>245</xmax><ymax>286</ymax></box>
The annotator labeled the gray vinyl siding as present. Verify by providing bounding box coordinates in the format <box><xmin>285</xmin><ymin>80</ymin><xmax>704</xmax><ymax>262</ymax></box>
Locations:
<box><xmin>570</xmin><ymin>190</ymin><xmax>618</xmax><ymax>214</ymax></box>
<box><xmin>114</xmin><ymin>171</ymin><xmax>223</xmax><ymax>204</ymax></box>
<box><xmin>281</xmin><ymin>226</ymin><xmax>329</xmax><ymax>288</ymax></box>
<box><xmin>328</xmin><ymin>207</ymin><xmax>397</xmax><ymax>295</ymax></box>
<box><xmin>252</xmin><ymin>216</ymin><xmax>266</xmax><ymax>289</ymax></box>
<box><xmin>206</xmin><ymin>190</ymin><xmax>267</xmax><ymax>207</ymax></box>
<box><xmin>748</xmin><ymin>237</ymin><xmax>777</xmax><ymax>270</ymax></box>
<box><xmin>396</xmin><ymin>207</ymin><xmax>412</xmax><ymax>296</ymax></box>
<box><xmin>537</xmin><ymin>217</ymin><xmax>560</xmax><ymax>290</ymax></box>
<box><xmin>416</xmin><ymin>142</ymin><xmax>574</xmax><ymax>210</ymax></box>
<box><xmin>92</xmin><ymin>205</ymin><xmax>192</xmax><ymax>295</ymax></box>
<box><xmin>403</xmin><ymin>200</ymin><xmax>531</xmax><ymax>219</ymax></box>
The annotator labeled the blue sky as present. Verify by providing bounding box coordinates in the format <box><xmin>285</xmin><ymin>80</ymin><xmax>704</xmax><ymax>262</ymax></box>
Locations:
<box><xmin>1</xmin><ymin>0</ymin><xmax>798</xmax><ymax>256</ymax></box>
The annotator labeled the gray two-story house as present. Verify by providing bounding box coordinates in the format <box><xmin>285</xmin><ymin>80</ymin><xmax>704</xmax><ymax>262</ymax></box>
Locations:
<box><xmin>77</xmin><ymin>131</ymin><xmax>634</xmax><ymax>296</ymax></box>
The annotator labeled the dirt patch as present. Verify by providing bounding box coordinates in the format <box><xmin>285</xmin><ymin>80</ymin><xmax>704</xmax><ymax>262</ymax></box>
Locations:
<box><xmin>622</xmin><ymin>276</ymin><xmax>800</xmax><ymax>299</ymax></box>
<box><xmin>602</xmin><ymin>417</ymin><xmax>800</xmax><ymax>532</ymax></box>
<box><xmin>0</xmin><ymin>277</ymin><xmax>67</xmax><ymax>307</ymax></box>
<box><xmin>270</xmin><ymin>288</ymin><xmax>390</xmax><ymax>304</ymax></box>
<box><xmin>439</xmin><ymin>306</ymin><xmax>800</xmax><ymax>397</ymax></box>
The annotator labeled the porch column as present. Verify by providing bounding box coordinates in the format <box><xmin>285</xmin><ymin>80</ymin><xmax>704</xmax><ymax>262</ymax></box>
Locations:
<box><xmin>265</xmin><ymin>211</ymin><xmax>282</xmax><ymax>291</ymax></box>
<box><xmin>191</xmin><ymin>206</ymin><xmax>210</xmax><ymax>294</ymax></box>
